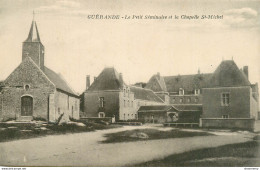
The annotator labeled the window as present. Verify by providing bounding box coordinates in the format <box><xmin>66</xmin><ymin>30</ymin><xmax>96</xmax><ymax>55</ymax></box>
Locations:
<box><xmin>222</xmin><ymin>115</ymin><xmax>229</xmax><ymax>119</ymax></box>
<box><xmin>195</xmin><ymin>89</ymin><xmax>200</xmax><ymax>95</ymax></box>
<box><xmin>195</xmin><ymin>98</ymin><xmax>199</xmax><ymax>103</ymax></box>
<box><xmin>128</xmin><ymin>100</ymin><xmax>130</xmax><ymax>107</ymax></box>
<box><xmin>221</xmin><ymin>93</ymin><xmax>230</xmax><ymax>106</ymax></box>
<box><xmin>123</xmin><ymin>88</ymin><xmax>126</xmax><ymax>97</ymax></box>
<box><xmin>180</xmin><ymin>98</ymin><xmax>183</xmax><ymax>103</ymax></box>
<box><xmin>131</xmin><ymin>101</ymin><xmax>133</xmax><ymax>107</ymax></box>
<box><xmin>124</xmin><ymin>100</ymin><xmax>126</xmax><ymax>107</ymax></box>
<box><xmin>187</xmin><ymin>98</ymin><xmax>191</xmax><ymax>103</ymax></box>
<box><xmin>179</xmin><ymin>88</ymin><xmax>184</xmax><ymax>95</ymax></box>
<box><xmin>24</xmin><ymin>84</ymin><xmax>30</xmax><ymax>91</ymax></box>
<box><xmin>128</xmin><ymin>89</ymin><xmax>130</xmax><ymax>97</ymax></box>
<box><xmin>99</xmin><ymin>97</ymin><xmax>104</xmax><ymax>108</ymax></box>
<box><xmin>172</xmin><ymin>98</ymin><xmax>176</xmax><ymax>103</ymax></box>
<box><xmin>135</xmin><ymin>114</ymin><xmax>137</xmax><ymax>119</ymax></box>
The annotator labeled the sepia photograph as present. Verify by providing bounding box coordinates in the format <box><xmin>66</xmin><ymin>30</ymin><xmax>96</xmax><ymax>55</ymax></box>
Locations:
<box><xmin>0</xmin><ymin>0</ymin><xmax>259</xmax><ymax>168</ymax></box>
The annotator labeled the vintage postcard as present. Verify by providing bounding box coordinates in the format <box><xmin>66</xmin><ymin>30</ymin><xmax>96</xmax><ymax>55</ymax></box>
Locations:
<box><xmin>0</xmin><ymin>0</ymin><xmax>259</xmax><ymax>168</ymax></box>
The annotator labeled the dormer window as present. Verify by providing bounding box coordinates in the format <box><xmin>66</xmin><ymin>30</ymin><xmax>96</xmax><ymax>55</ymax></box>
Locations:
<box><xmin>194</xmin><ymin>89</ymin><xmax>200</xmax><ymax>95</ymax></box>
<box><xmin>179</xmin><ymin>88</ymin><xmax>184</xmax><ymax>95</ymax></box>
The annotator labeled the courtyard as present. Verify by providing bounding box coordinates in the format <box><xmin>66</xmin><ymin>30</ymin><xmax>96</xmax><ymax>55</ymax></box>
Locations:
<box><xmin>0</xmin><ymin>124</ymin><xmax>258</xmax><ymax>167</ymax></box>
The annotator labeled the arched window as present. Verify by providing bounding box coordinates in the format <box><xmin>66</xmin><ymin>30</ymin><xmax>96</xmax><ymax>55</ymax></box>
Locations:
<box><xmin>98</xmin><ymin>112</ymin><xmax>105</xmax><ymax>118</ymax></box>
<box><xmin>24</xmin><ymin>84</ymin><xmax>30</xmax><ymax>91</ymax></box>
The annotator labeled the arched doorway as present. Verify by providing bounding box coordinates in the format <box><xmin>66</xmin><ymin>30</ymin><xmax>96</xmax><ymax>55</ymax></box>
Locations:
<box><xmin>21</xmin><ymin>96</ymin><xmax>33</xmax><ymax>116</ymax></box>
<box><xmin>167</xmin><ymin>112</ymin><xmax>179</xmax><ymax>122</ymax></box>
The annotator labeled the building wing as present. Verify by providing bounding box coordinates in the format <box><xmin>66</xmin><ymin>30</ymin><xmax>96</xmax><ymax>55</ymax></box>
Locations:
<box><xmin>44</xmin><ymin>66</ymin><xmax>78</xmax><ymax>96</ymax></box>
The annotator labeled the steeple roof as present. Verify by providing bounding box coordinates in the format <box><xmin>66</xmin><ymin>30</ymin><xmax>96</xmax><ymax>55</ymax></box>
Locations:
<box><xmin>24</xmin><ymin>20</ymin><xmax>41</xmax><ymax>42</ymax></box>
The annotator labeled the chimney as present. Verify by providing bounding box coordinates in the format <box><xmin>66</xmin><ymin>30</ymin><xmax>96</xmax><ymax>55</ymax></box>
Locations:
<box><xmin>198</xmin><ymin>68</ymin><xmax>200</xmax><ymax>74</ymax></box>
<box><xmin>243</xmin><ymin>66</ymin><xmax>248</xmax><ymax>79</ymax></box>
<box><xmin>119</xmin><ymin>73</ymin><xmax>123</xmax><ymax>82</ymax></box>
<box><xmin>86</xmin><ymin>75</ymin><xmax>90</xmax><ymax>90</ymax></box>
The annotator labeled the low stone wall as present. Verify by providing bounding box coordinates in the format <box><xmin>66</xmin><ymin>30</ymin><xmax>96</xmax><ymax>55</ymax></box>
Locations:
<box><xmin>200</xmin><ymin>118</ymin><xmax>255</xmax><ymax>131</ymax></box>
<box><xmin>80</xmin><ymin>117</ymin><xmax>113</xmax><ymax>123</ymax></box>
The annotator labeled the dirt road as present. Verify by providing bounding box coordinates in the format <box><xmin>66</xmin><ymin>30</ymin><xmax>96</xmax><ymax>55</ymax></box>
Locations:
<box><xmin>0</xmin><ymin>125</ymin><xmax>254</xmax><ymax>166</ymax></box>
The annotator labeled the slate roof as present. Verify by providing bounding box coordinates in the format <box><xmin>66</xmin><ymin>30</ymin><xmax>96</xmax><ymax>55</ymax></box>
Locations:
<box><xmin>163</xmin><ymin>73</ymin><xmax>212</xmax><ymax>93</ymax></box>
<box><xmin>173</xmin><ymin>105</ymin><xmax>202</xmax><ymax>112</ymax></box>
<box><xmin>208</xmin><ymin>60</ymin><xmax>251</xmax><ymax>87</ymax></box>
<box><xmin>146</xmin><ymin>74</ymin><xmax>167</xmax><ymax>92</ymax></box>
<box><xmin>138</xmin><ymin>105</ymin><xmax>175</xmax><ymax>112</ymax></box>
<box><xmin>87</xmin><ymin>67</ymin><xmax>125</xmax><ymax>91</ymax></box>
<box><xmin>146</xmin><ymin>60</ymin><xmax>252</xmax><ymax>93</ymax></box>
<box><xmin>130</xmin><ymin>86</ymin><xmax>164</xmax><ymax>103</ymax></box>
<box><xmin>24</xmin><ymin>21</ymin><xmax>41</xmax><ymax>42</ymax></box>
<box><xmin>44</xmin><ymin>66</ymin><xmax>77</xmax><ymax>96</ymax></box>
<box><xmin>0</xmin><ymin>81</ymin><xmax>3</xmax><ymax>92</ymax></box>
<box><xmin>138</xmin><ymin>105</ymin><xmax>202</xmax><ymax>112</ymax></box>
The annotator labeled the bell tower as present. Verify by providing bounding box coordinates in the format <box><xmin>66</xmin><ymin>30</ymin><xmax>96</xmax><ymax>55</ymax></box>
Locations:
<box><xmin>22</xmin><ymin>12</ymin><xmax>45</xmax><ymax>70</ymax></box>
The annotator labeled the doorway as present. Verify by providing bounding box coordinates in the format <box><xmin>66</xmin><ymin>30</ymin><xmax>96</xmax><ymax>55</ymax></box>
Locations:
<box><xmin>21</xmin><ymin>96</ymin><xmax>33</xmax><ymax>116</ymax></box>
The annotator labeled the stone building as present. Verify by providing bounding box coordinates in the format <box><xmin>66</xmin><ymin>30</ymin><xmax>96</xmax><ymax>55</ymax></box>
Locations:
<box><xmin>201</xmin><ymin>60</ymin><xmax>258</xmax><ymax>130</ymax></box>
<box><xmin>145</xmin><ymin>60</ymin><xmax>259</xmax><ymax>129</ymax></box>
<box><xmin>0</xmin><ymin>19</ymin><xmax>80</xmax><ymax>122</ymax></box>
<box><xmin>81</xmin><ymin>67</ymin><xmax>164</xmax><ymax>121</ymax></box>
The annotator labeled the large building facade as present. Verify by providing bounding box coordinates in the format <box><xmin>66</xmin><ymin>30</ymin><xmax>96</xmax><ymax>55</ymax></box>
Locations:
<box><xmin>81</xmin><ymin>67</ymin><xmax>164</xmax><ymax>121</ymax></box>
<box><xmin>0</xmin><ymin>19</ymin><xmax>80</xmax><ymax>122</ymax></box>
<box><xmin>145</xmin><ymin>60</ymin><xmax>259</xmax><ymax>129</ymax></box>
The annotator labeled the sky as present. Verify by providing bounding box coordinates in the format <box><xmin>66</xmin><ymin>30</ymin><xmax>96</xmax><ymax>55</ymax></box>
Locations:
<box><xmin>0</xmin><ymin>0</ymin><xmax>259</xmax><ymax>94</ymax></box>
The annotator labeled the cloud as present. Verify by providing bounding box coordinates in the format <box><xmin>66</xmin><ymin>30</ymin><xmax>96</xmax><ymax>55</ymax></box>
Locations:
<box><xmin>36</xmin><ymin>0</ymin><xmax>81</xmax><ymax>13</ymax></box>
<box><xmin>225</xmin><ymin>8</ymin><xmax>257</xmax><ymax>18</ymax></box>
<box><xmin>57</xmin><ymin>0</ymin><xmax>81</xmax><ymax>8</ymax></box>
<box><xmin>224</xmin><ymin>8</ymin><xmax>259</xmax><ymax>29</ymax></box>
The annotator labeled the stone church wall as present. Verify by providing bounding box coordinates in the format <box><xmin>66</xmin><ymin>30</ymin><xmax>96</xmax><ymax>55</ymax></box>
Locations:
<box><xmin>0</xmin><ymin>58</ymin><xmax>55</xmax><ymax>121</ymax></box>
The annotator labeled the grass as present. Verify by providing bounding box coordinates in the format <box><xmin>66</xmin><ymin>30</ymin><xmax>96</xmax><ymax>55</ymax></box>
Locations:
<box><xmin>0</xmin><ymin>122</ymin><xmax>121</xmax><ymax>143</ymax></box>
<box><xmin>102</xmin><ymin>128</ymin><xmax>213</xmax><ymax>143</ymax></box>
<box><xmin>135</xmin><ymin>135</ymin><xmax>260</xmax><ymax>167</ymax></box>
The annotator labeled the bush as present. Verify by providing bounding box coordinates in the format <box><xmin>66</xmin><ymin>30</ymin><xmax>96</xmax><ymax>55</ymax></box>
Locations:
<box><xmin>33</xmin><ymin>117</ymin><xmax>47</xmax><ymax>121</ymax></box>
<box><xmin>116</xmin><ymin>119</ymin><xmax>141</xmax><ymax>123</ymax></box>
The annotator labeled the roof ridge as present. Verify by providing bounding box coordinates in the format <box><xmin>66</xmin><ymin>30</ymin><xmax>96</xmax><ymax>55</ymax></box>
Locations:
<box><xmin>130</xmin><ymin>85</ymin><xmax>154</xmax><ymax>91</ymax></box>
<box><xmin>163</xmin><ymin>73</ymin><xmax>213</xmax><ymax>78</ymax></box>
